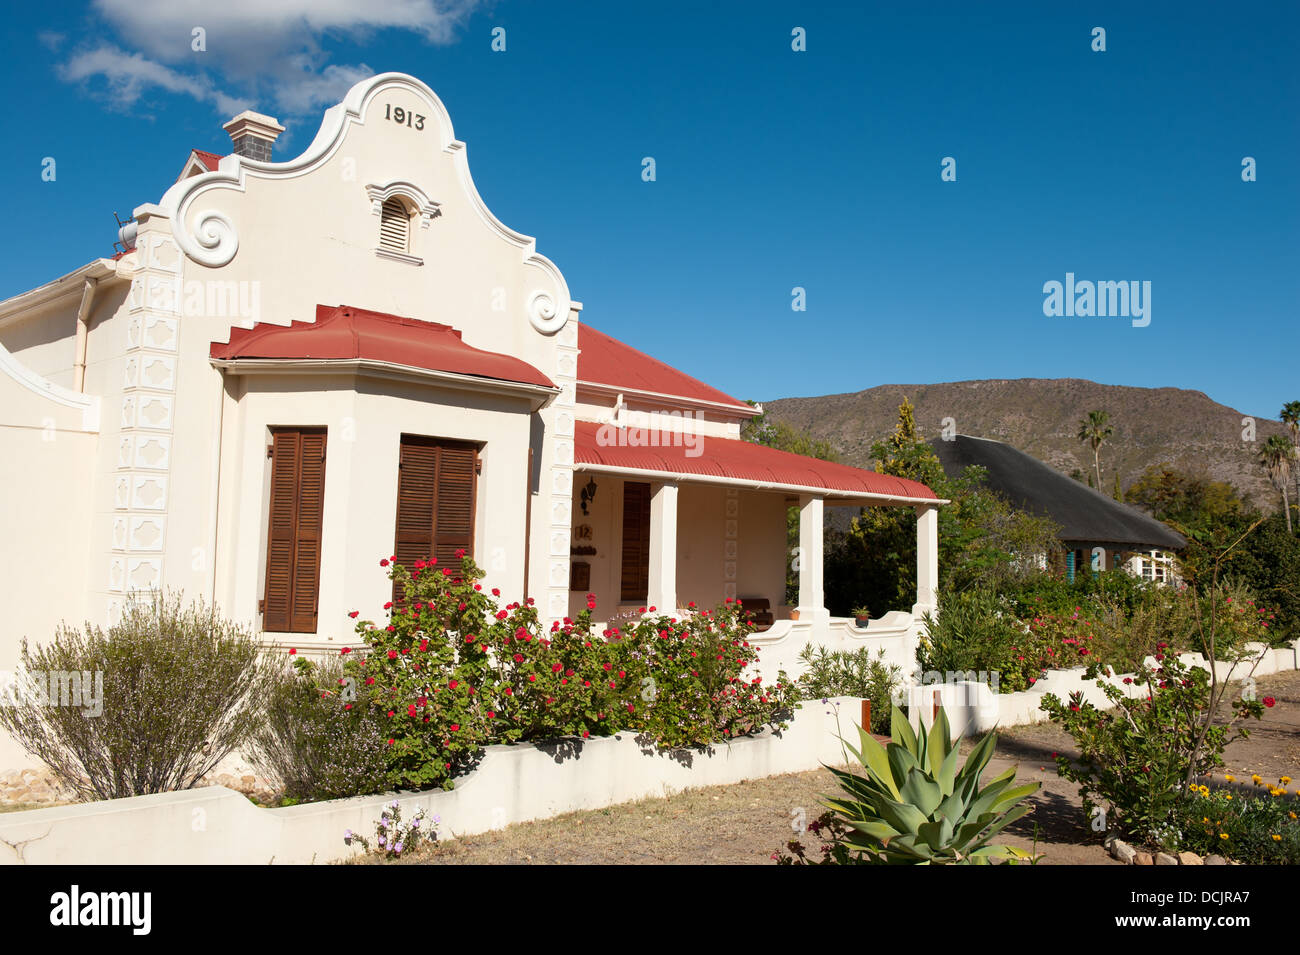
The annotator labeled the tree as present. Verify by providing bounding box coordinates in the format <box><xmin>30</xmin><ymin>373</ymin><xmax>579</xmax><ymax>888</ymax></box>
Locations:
<box><xmin>824</xmin><ymin>401</ymin><xmax>1059</xmax><ymax>615</ymax></box>
<box><xmin>1076</xmin><ymin>410</ymin><xmax>1113</xmax><ymax>490</ymax></box>
<box><xmin>1281</xmin><ymin>400</ymin><xmax>1300</xmax><ymax>525</ymax></box>
<box><xmin>1258</xmin><ymin>434</ymin><xmax>1295</xmax><ymax>534</ymax></box>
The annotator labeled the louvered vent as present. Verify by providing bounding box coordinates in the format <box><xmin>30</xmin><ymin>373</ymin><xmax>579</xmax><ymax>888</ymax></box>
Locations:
<box><xmin>379</xmin><ymin>197</ymin><xmax>412</xmax><ymax>254</ymax></box>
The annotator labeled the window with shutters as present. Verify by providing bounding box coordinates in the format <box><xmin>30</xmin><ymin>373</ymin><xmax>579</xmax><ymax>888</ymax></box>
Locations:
<box><xmin>393</xmin><ymin>435</ymin><xmax>479</xmax><ymax>601</ymax></box>
<box><xmin>263</xmin><ymin>428</ymin><xmax>327</xmax><ymax>633</ymax></box>
<box><xmin>620</xmin><ymin>481</ymin><xmax>651</xmax><ymax>602</ymax></box>
<box><xmin>379</xmin><ymin>196</ymin><xmax>413</xmax><ymax>255</ymax></box>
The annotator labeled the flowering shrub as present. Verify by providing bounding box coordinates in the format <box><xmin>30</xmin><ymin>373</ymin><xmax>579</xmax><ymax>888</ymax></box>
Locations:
<box><xmin>341</xmin><ymin>555</ymin><xmax>794</xmax><ymax>792</ymax></box>
<box><xmin>1040</xmin><ymin>653</ymin><xmax>1265</xmax><ymax>846</ymax></box>
<box><xmin>343</xmin><ymin>554</ymin><xmax>495</xmax><ymax>790</ymax></box>
<box><xmin>345</xmin><ymin>799</ymin><xmax>437</xmax><ymax>860</ymax></box>
<box><xmin>614</xmin><ymin>599</ymin><xmax>794</xmax><ymax>748</ymax></box>
<box><xmin>1172</xmin><ymin>779</ymin><xmax>1300</xmax><ymax>864</ymax></box>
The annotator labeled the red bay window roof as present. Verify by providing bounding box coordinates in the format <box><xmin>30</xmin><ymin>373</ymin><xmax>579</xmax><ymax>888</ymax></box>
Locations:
<box><xmin>210</xmin><ymin>304</ymin><xmax>556</xmax><ymax>389</ymax></box>
<box><xmin>573</xmin><ymin>421</ymin><xmax>939</xmax><ymax>502</ymax></box>
<box><xmin>577</xmin><ymin>324</ymin><xmax>754</xmax><ymax>415</ymax></box>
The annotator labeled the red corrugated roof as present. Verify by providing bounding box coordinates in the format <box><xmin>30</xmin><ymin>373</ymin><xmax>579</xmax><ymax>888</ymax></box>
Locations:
<box><xmin>191</xmin><ymin>149</ymin><xmax>225</xmax><ymax>170</ymax></box>
<box><xmin>577</xmin><ymin>324</ymin><xmax>752</xmax><ymax>412</ymax></box>
<box><xmin>211</xmin><ymin>304</ymin><xmax>556</xmax><ymax>388</ymax></box>
<box><xmin>573</xmin><ymin>421</ymin><xmax>937</xmax><ymax>500</ymax></box>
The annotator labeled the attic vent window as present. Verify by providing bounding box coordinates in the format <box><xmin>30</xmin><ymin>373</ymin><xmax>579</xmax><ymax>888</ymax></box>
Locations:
<box><xmin>379</xmin><ymin>197</ymin><xmax>413</xmax><ymax>254</ymax></box>
<box><xmin>365</xmin><ymin>181</ymin><xmax>442</xmax><ymax>267</ymax></box>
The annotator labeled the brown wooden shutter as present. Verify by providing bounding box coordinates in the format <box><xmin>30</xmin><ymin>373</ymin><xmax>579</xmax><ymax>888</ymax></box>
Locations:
<box><xmin>620</xmin><ymin>481</ymin><xmax>651</xmax><ymax>602</ymax></box>
<box><xmin>263</xmin><ymin>428</ymin><xmax>327</xmax><ymax>633</ymax></box>
<box><xmin>394</xmin><ymin>436</ymin><xmax>478</xmax><ymax>599</ymax></box>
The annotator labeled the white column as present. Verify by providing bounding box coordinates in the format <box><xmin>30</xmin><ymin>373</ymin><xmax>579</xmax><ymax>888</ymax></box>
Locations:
<box><xmin>796</xmin><ymin>495</ymin><xmax>828</xmax><ymax>624</ymax></box>
<box><xmin>648</xmin><ymin>482</ymin><xmax>678</xmax><ymax>613</ymax></box>
<box><xmin>914</xmin><ymin>503</ymin><xmax>939</xmax><ymax>613</ymax></box>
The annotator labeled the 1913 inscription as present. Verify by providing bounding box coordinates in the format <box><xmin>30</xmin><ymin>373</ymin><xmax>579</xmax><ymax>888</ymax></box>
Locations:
<box><xmin>384</xmin><ymin>104</ymin><xmax>426</xmax><ymax>130</ymax></box>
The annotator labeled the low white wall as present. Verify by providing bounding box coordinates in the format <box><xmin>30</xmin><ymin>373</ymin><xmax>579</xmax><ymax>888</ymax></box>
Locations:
<box><xmin>750</xmin><ymin>611</ymin><xmax>920</xmax><ymax>685</ymax></box>
<box><xmin>0</xmin><ymin>695</ymin><xmax>863</xmax><ymax>865</ymax></box>
<box><xmin>908</xmin><ymin>639</ymin><xmax>1300</xmax><ymax>738</ymax></box>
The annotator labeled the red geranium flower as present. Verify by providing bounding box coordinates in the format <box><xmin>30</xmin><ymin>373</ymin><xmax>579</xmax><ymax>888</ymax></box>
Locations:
<box><xmin>1264</xmin><ymin>696</ymin><xmax>1276</xmax><ymax>707</ymax></box>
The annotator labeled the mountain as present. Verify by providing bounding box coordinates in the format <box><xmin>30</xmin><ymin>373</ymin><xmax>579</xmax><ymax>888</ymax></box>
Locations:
<box><xmin>763</xmin><ymin>379</ymin><xmax>1289</xmax><ymax>509</ymax></box>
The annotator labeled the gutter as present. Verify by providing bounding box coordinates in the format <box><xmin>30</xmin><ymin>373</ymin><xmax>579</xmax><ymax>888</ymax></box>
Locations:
<box><xmin>0</xmin><ymin>258</ymin><xmax>125</xmax><ymax>331</ymax></box>
<box><xmin>72</xmin><ymin>278</ymin><xmax>98</xmax><ymax>392</ymax></box>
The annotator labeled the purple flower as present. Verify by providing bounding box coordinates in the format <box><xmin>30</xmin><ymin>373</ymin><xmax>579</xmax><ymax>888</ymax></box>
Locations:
<box><xmin>394</xmin><ymin>842</ymin><xmax>404</xmax><ymax>853</ymax></box>
<box><xmin>343</xmin><ymin>829</ymin><xmax>353</xmax><ymax>844</ymax></box>
<box><xmin>411</xmin><ymin>818</ymin><xmax>420</xmax><ymax>829</ymax></box>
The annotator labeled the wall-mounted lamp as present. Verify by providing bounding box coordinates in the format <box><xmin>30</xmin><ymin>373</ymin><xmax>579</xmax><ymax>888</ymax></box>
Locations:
<box><xmin>579</xmin><ymin>476</ymin><xmax>598</xmax><ymax>515</ymax></box>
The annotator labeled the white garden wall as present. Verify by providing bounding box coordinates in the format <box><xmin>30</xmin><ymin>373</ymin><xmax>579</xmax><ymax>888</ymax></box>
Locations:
<box><xmin>908</xmin><ymin>639</ymin><xmax>1300</xmax><ymax>738</ymax></box>
<box><xmin>0</xmin><ymin>694</ymin><xmax>864</xmax><ymax>865</ymax></box>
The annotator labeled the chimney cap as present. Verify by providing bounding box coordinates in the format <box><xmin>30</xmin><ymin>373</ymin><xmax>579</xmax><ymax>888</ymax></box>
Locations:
<box><xmin>222</xmin><ymin>110</ymin><xmax>285</xmax><ymax>143</ymax></box>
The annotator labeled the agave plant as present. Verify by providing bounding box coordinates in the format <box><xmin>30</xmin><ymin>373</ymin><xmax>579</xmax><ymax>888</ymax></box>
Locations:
<box><xmin>823</xmin><ymin>705</ymin><xmax>1040</xmax><ymax>864</ymax></box>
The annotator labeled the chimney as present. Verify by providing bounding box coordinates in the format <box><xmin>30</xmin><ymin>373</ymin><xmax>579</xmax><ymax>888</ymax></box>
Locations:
<box><xmin>222</xmin><ymin>110</ymin><xmax>285</xmax><ymax>162</ymax></box>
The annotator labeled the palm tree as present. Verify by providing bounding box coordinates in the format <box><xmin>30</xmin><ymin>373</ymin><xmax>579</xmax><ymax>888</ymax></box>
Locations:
<box><xmin>1077</xmin><ymin>410</ymin><xmax>1113</xmax><ymax>491</ymax></box>
<box><xmin>1258</xmin><ymin>434</ymin><xmax>1295</xmax><ymax>534</ymax></box>
<box><xmin>1281</xmin><ymin>401</ymin><xmax>1300</xmax><ymax>522</ymax></box>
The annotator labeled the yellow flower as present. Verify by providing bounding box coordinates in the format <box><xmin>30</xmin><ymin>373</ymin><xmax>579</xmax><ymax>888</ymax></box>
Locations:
<box><xmin>1225</xmin><ymin>775</ymin><xmax>1235</xmax><ymax>782</ymax></box>
<box><xmin>1272</xmin><ymin>834</ymin><xmax>1282</xmax><ymax>842</ymax></box>
<box><xmin>1252</xmin><ymin>774</ymin><xmax>1262</xmax><ymax>785</ymax></box>
<box><xmin>1289</xmin><ymin>811</ymin><xmax>1297</xmax><ymax>820</ymax></box>
<box><xmin>1283</xmin><ymin>776</ymin><xmax>1293</xmax><ymax>785</ymax></box>
<box><xmin>1220</xmin><ymin>832</ymin><xmax>1229</xmax><ymax>840</ymax></box>
<box><xmin>1226</xmin><ymin>794</ymin><xmax>1233</xmax><ymax>800</ymax></box>
<box><xmin>1202</xmin><ymin>817</ymin><xmax>1210</xmax><ymax>824</ymax></box>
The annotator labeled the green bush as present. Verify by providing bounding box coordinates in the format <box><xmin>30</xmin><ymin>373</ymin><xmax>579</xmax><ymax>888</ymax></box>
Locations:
<box><xmin>248</xmin><ymin>655</ymin><xmax>390</xmax><ymax>803</ymax></box>
<box><xmin>1040</xmin><ymin>653</ymin><xmax>1264</xmax><ymax>847</ymax></box>
<box><xmin>917</xmin><ymin>588</ymin><xmax>1041</xmax><ymax>692</ymax></box>
<box><xmin>0</xmin><ymin>594</ymin><xmax>280</xmax><ymax>801</ymax></box>
<box><xmin>794</xmin><ymin>645</ymin><xmax>901</xmax><ymax>734</ymax></box>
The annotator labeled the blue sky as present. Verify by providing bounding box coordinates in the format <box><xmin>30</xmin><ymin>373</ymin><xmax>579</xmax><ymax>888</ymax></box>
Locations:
<box><xmin>5</xmin><ymin>1</ymin><xmax>1297</xmax><ymax>419</ymax></box>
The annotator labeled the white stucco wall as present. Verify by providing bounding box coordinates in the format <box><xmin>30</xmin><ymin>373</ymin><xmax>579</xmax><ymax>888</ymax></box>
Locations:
<box><xmin>213</xmin><ymin>371</ymin><xmax>534</xmax><ymax>645</ymax></box>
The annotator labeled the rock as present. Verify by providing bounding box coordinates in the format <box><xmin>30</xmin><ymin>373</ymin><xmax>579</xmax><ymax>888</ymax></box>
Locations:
<box><xmin>1111</xmin><ymin>840</ymin><xmax>1137</xmax><ymax>864</ymax></box>
<box><xmin>1206</xmin><ymin>854</ymin><xmax>1228</xmax><ymax>865</ymax></box>
<box><xmin>1134</xmin><ymin>852</ymin><xmax>1154</xmax><ymax>865</ymax></box>
<box><xmin>1178</xmin><ymin>851</ymin><xmax>1203</xmax><ymax>865</ymax></box>
<box><xmin>1155</xmin><ymin>852</ymin><xmax>1178</xmax><ymax>865</ymax></box>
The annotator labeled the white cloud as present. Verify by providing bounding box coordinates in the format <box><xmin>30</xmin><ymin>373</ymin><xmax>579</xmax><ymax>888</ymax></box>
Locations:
<box><xmin>57</xmin><ymin>0</ymin><xmax>482</xmax><ymax>120</ymax></box>
<box><xmin>59</xmin><ymin>45</ymin><xmax>245</xmax><ymax>115</ymax></box>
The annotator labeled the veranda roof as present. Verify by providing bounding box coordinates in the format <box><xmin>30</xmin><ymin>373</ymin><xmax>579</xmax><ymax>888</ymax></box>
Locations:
<box><xmin>574</xmin><ymin>421</ymin><xmax>940</xmax><ymax>503</ymax></box>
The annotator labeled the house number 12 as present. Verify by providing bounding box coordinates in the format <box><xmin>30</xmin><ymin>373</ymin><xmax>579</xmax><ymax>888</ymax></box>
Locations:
<box><xmin>384</xmin><ymin>104</ymin><xmax>425</xmax><ymax>130</ymax></box>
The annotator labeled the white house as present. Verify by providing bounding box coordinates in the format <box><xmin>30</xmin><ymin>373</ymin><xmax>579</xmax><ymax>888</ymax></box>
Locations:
<box><xmin>0</xmin><ymin>73</ymin><xmax>942</xmax><ymax>773</ymax></box>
